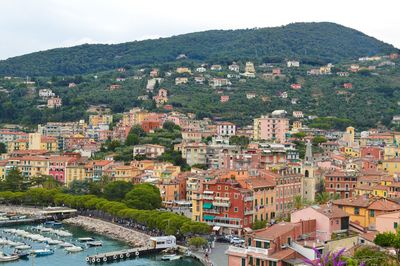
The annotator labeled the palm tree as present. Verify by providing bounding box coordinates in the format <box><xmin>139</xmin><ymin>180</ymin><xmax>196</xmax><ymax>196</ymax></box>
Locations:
<box><xmin>294</xmin><ymin>195</ymin><xmax>304</xmax><ymax>209</ymax></box>
<box><xmin>315</xmin><ymin>192</ymin><xmax>330</xmax><ymax>204</ymax></box>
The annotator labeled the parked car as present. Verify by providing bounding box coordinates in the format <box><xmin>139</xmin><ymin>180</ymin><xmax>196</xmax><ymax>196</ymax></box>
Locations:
<box><xmin>230</xmin><ymin>237</ymin><xmax>245</xmax><ymax>245</ymax></box>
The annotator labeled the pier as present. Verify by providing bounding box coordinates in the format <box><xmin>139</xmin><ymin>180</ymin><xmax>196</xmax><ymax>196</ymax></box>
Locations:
<box><xmin>0</xmin><ymin>217</ymin><xmax>48</xmax><ymax>227</ymax></box>
<box><xmin>86</xmin><ymin>246</ymin><xmax>164</xmax><ymax>264</ymax></box>
<box><xmin>86</xmin><ymin>235</ymin><xmax>177</xmax><ymax>264</ymax></box>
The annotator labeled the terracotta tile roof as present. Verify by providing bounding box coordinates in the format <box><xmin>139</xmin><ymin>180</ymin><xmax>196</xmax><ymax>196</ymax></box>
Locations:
<box><xmin>243</xmin><ymin>177</ymin><xmax>275</xmax><ymax>188</ymax></box>
<box><xmin>254</xmin><ymin>223</ymin><xmax>297</xmax><ymax>240</ymax></box>
<box><xmin>310</xmin><ymin>205</ymin><xmax>349</xmax><ymax>219</ymax></box>
<box><xmin>359</xmin><ymin>231</ymin><xmax>377</xmax><ymax>242</ymax></box>
<box><xmin>269</xmin><ymin>248</ymin><xmax>296</xmax><ymax>260</ymax></box>
<box><xmin>369</xmin><ymin>199</ymin><xmax>400</xmax><ymax>211</ymax></box>
<box><xmin>334</xmin><ymin>196</ymin><xmax>400</xmax><ymax>211</ymax></box>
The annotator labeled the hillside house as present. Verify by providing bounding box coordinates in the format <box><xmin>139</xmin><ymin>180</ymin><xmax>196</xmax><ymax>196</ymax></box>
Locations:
<box><xmin>39</xmin><ymin>89</ymin><xmax>55</xmax><ymax>98</ymax></box>
<box><xmin>229</xmin><ymin>63</ymin><xmax>240</xmax><ymax>72</ymax></box>
<box><xmin>343</xmin><ymin>83</ymin><xmax>353</xmax><ymax>89</ymax></box>
<box><xmin>47</xmin><ymin>97</ymin><xmax>62</xmax><ymax>108</ymax></box>
<box><xmin>220</xmin><ymin>95</ymin><xmax>230</xmax><ymax>103</ymax></box>
<box><xmin>292</xmin><ymin>111</ymin><xmax>304</xmax><ymax>118</ymax></box>
<box><xmin>291</xmin><ymin>84</ymin><xmax>301</xmax><ymax>90</ymax></box>
<box><xmin>210</xmin><ymin>64</ymin><xmax>222</xmax><ymax>71</ymax></box>
<box><xmin>210</xmin><ymin>78</ymin><xmax>231</xmax><ymax>88</ymax></box>
<box><xmin>246</xmin><ymin>93</ymin><xmax>256</xmax><ymax>99</ymax></box>
<box><xmin>287</xmin><ymin>60</ymin><xmax>300</xmax><ymax>67</ymax></box>
<box><xmin>176</xmin><ymin>67</ymin><xmax>191</xmax><ymax>74</ymax></box>
<box><xmin>109</xmin><ymin>84</ymin><xmax>122</xmax><ymax>90</ymax></box>
<box><xmin>175</xmin><ymin>77</ymin><xmax>188</xmax><ymax>85</ymax></box>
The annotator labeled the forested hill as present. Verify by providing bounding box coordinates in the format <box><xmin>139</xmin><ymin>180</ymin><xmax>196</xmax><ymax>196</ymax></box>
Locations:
<box><xmin>1</xmin><ymin>22</ymin><xmax>398</xmax><ymax>77</ymax></box>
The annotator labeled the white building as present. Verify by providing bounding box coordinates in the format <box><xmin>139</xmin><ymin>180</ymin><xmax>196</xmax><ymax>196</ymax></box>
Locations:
<box><xmin>39</xmin><ymin>89</ymin><xmax>55</xmax><ymax>98</ymax></box>
<box><xmin>287</xmin><ymin>60</ymin><xmax>300</xmax><ymax>67</ymax></box>
<box><xmin>217</xmin><ymin>122</ymin><xmax>236</xmax><ymax>137</ymax></box>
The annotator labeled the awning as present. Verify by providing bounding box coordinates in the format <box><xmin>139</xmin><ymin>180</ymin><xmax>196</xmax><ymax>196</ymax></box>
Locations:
<box><xmin>203</xmin><ymin>215</ymin><xmax>215</xmax><ymax>221</ymax></box>
<box><xmin>213</xmin><ymin>226</ymin><xmax>221</xmax><ymax>231</ymax></box>
<box><xmin>203</xmin><ymin>202</ymin><xmax>213</xmax><ymax>209</ymax></box>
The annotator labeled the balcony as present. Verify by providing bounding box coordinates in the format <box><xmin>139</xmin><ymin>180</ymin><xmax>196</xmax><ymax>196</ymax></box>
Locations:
<box><xmin>213</xmin><ymin>201</ymin><xmax>231</xmax><ymax>207</ymax></box>
<box><xmin>203</xmin><ymin>209</ymin><xmax>220</xmax><ymax>214</ymax></box>
<box><xmin>335</xmin><ymin>187</ymin><xmax>350</xmax><ymax>191</ymax></box>
<box><xmin>202</xmin><ymin>195</ymin><xmax>214</xmax><ymax>200</ymax></box>
<box><xmin>244</xmin><ymin>196</ymin><xmax>254</xmax><ymax>202</ymax></box>
<box><xmin>206</xmin><ymin>221</ymin><xmax>241</xmax><ymax>229</ymax></box>
<box><xmin>244</xmin><ymin>209</ymin><xmax>254</xmax><ymax>215</ymax></box>
<box><xmin>225</xmin><ymin>246</ymin><xmax>269</xmax><ymax>257</ymax></box>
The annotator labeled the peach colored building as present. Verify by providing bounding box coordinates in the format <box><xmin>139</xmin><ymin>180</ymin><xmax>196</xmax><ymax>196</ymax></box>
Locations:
<box><xmin>253</xmin><ymin>116</ymin><xmax>289</xmax><ymax>143</ymax></box>
<box><xmin>376</xmin><ymin>211</ymin><xmax>400</xmax><ymax>233</ymax></box>
<box><xmin>290</xmin><ymin>205</ymin><xmax>349</xmax><ymax>241</ymax></box>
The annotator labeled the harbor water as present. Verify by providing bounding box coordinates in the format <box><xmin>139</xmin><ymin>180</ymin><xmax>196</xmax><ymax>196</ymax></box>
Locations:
<box><xmin>0</xmin><ymin>224</ymin><xmax>203</xmax><ymax>266</ymax></box>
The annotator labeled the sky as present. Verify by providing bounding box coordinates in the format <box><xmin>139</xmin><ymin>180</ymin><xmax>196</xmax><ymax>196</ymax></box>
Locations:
<box><xmin>0</xmin><ymin>0</ymin><xmax>399</xmax><ymax>60</ymax></box>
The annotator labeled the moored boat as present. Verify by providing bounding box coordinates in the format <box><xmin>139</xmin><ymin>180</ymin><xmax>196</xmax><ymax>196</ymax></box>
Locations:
<box><xmin>86</xmin><ymin>241</ymin><xmax>102</xmax><ymax>247</ymax></box>
<box><xmin>78</xmin><ymin>237</ymin><xmax>94</xmax><ymax>242</ymax></box>
<box><xmin>31</xmin><ymin>249</ymin><xmax>54</xmax><ymax>257</ymax></box>
<box><xmin>161</xmin><ymin>254</ymin><xmax>182</xmax><ymax>261</ymax></box>
<box><xmin>0</xmin><ymin>252</ymin><xmax>20</xmax><ymax>262</ymax></box>
<box><xmin>65</xmin><ymin>246</ymin><xmax>83</xmax><ymax>253</ymax></box>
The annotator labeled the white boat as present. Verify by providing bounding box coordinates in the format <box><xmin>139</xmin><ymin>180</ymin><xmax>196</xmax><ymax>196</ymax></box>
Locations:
<box><xmin>78</xmin><ymin>237</ymin><xmax>94</xmax><ymax>242</ymax></box>
<box><xmin>65</xmin><ymin>246</ymin><xmax>83</xmax><ymax>253</ymax></box>
<box><xmin>86</xmin><ymin>241</ymin><xmax>102</xmax><ymax>247</ymax></box>
<box><xmin>45</xmin><ymin>239</ymin><xmax>63</xmax><ymax>245</ymax></box>
<box><xmin>54</xmin><ymin>230</ymin><xmax>72</xmax><ymax>237</ymax></box>
<box><xmin>15</xmin><ymin>244</ymin><xmax>31</xmax><ymax>250</ymax></box>
<box><xmin>8</xmin><ymin>241</ymin><xmax>24</xmax><ymax>247</ymax></box>
<box><xmin>0</xmin><ymin>252</ymin><xmax>19</xmax><ymax>262</ymax></box>
<box><xmin>59</xmin><ymin>242</ymin><xmax>74</xmax><ymax>248</ymax></box>
<box><xmin>0</xmin><ymin>239</ymin><xmax>9</xmax><ymax>245</ymax></box>
<box><xmin>161</xmin><ymin>254</ymin><xmax>182</xmax><ymax>261</ymax></box>
<box><xmin>31</xmin><ymin>249</ymin><xmax>54</xmax><ymax>257</ymax></box>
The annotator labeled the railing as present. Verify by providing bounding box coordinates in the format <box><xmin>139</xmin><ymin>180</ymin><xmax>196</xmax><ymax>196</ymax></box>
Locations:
<box><xmin>248</xmin><ymin>246</ymin><xmax>269</xmax><ymax>255</ymax></box>
<box><xmin>244</xmin><ymin>196</ymin><xmax>254</xmax><ymax>202</ymax></box>
<box><xmin>226</xmin><ymin>246</ymin><xmax>269</xmax><ymax>256</ymax></box>
<box><xmin>213</xmin><ymin>201</ymin><xmax>230</xmax><ymax>207</ymax></box>
<box><xmin>202</xmin><ymin>195</ymin><xmax>214</xmax><ymax>200</ymax></box>
<box><xmin>203</xmin><ymin>209</ymin><xmax>220</xmax><ymax>214</ymax></box>
<box><xmin>206</xmin><ymin>221</ymin><xmax>241</xmax><ymax>229</ymax></box>
<box><xmin>244</xmin><ymin>210</ymin><xmax>254</xmax><ymax>215</ymax></box>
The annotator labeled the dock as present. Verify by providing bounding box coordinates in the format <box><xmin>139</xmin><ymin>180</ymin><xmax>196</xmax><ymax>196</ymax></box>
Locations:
<box><xmin>86</xmin><ymin>246</ymin><xmax>164</xmax><ymax>264</ymax></box>
<box><xmin>0</xmin><ymin>217</ymin><xmax>48</xmax><ymax>227</ymax></box>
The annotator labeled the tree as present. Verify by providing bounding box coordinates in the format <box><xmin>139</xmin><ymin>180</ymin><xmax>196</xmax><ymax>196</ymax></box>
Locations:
<box><xmin>312</xmin><ymin>136</ymin><xmax>328</xmax><ymax>146</ymax></box>
<box><xmin>294</xmin><ymin>195</ymin><xmax>304</xmax><ymax>209</ymax></box>
<box><xmin>163</xmin><ymin>121</ymin><xmax>180</xmax><ymax>132</ymax></box>
<box><xmin>124</xmin><ymin>183</ymin><xmax>162</xmax><ymax>210</ymax></box>
<box><xmin>374</xmin><ymin>231</ymin><xmax>400</xmax><ymax>262</ymax></box>
<box><xmin>1</xmin><ymin>168</ymin><xmax>28</xmax><ymax>192</ymax></box>
<box><xmin>125</xmin><ymin>133</ymin><xmax>139</xmax><ymax>146</ymax></box>
<box><xmin>251</xmin><ymin>220</ymin><xmax>267</xmax><ymax>230</ymax></box>
<box><xmin>130</xmin><ymin>125</ymin><xmax>146</xmax><ymax>137</ymax></box>
<box><xmin>103</xmin><ymin>181</ymin><xmax>133</xmax><ymax>201</ymax></box>
<box><xmin>229</xmin><ymin>136</ymin><xmax>250</xmax><ymax>147</ymax></box>
<box><xmin>188</xmin><ymin>237</ymin><xmax>208</xmax><ymax>249</ymax></box>
<box><xmin>315</xmin><ymin>192</ymin><xmax>330</xmax><ymax>204</ymax></box>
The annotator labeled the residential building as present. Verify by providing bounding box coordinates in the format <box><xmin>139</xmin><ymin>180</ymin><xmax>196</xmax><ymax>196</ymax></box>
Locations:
<box><xmin>47</xmin><ymin>97</ymin><xmax>62</xmax><ymax>108</ymax></box>
<box><xmin>253</xmin><ymin>115</ymin><xmax>289</xmax><ymax>143</ymax></box>
<box><xmin>133</xmin><ymin>144</ymin><xmax>165</xmax><ymax>159</ymax></box>
<box><xmin>325</xmin><ymin>170</ymin><xmax>357</xmax><ymax>199</ymax></box>
<box><xmin>333</xmin><ymin>196</ymin><xmax>400</xmax><ymax>229</ymax></box>
<box><xmin>287</xmin><ymin>61</ymin><xmax>300</xmax><ymax>67</ymax></box>
<box><xmin>181</xmin><ymin>142</ymin><xmax>207</xmax><ymax>166</ymax></box>
<box><xmin>220</xmin><ymin>95</ymin><xmax>230</xmax><ymax>103</ymax></box>
<box><xmin>291</xmin><ymin>205</ymin><xmax>349</xmax><ymax>241</ymax></box>
<box><xmin>217</xmin><ymin>122</ymin><xmax>236</xmax><ymax>137</ymax></box>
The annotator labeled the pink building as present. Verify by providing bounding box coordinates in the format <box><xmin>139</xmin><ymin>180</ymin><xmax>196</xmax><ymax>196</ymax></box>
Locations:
<box><xmin>47</xmin><ymin>97</ymin><xmax>62</xmax><ymax>108</ymax></box>
<box><xmin>49</xmin><ymin>156</ymin><xmax>77</xmax><ymax>184</ymax></box>
<box><xmin>291</xmin><ymin>205</ymin><xmax>349</xmax><ymax>241</ymax></box>
<box><xmin>254</xmin><ymin>116</ymin><xmax>289</xmax><ymax>143</ymax></box>
<box><xmin>220</xmin><ymin>95</ymin><xmax>230</xmax><ymax>102</ymax></box>
<box><xmin>376</xmin><ymin>211</ymin><xmax>400</xmax><ymax>233</ymax></box>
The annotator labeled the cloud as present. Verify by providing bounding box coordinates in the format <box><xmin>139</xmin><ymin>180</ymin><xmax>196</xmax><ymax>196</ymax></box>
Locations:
<box><xmin>0</xmin><ymin>0</ymin><xmax>399</xmax><ymax>59</ymax></box>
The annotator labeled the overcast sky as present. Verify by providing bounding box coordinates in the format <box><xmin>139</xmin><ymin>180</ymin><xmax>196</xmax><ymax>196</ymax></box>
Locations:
<box><xmin>0</xmin><ymin>0</ymin><xmax>399</xmax><ymax>60</ymax></box>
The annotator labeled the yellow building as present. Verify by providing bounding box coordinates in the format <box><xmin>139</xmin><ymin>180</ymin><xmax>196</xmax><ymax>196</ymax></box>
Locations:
<box><xmin>88</xmin><ymin>114</ymin><xmax>113</xmax><ymax>126</ymax></box>
<box><xmin>333</xmin><ymin>196</ymin><xmax>400</xmax><ymax>228</ymax></box>
<box><xmin>384</xmin><ymin>145</ymin><xmax>400</xmax><ymax>160</ymax></box>
<box><xmin>8</xmin><ymin>133</ymin><xmax>58</xmax><ymax>152</ymax></box>
<box><xmin>0</xmin><ymin>161</ymin><xmax>6</xmax><ymax>181</ymax></box>
<box><xmin>15</xmin><ymin>157</ymin><xmax>50</xmax><ymax>178</ymax></box>
<box><xmin>381</xmin><ymin>158</ymin><xmax>400</xmax><ymax>175</ymax></box>
<box><xmin>113</xmin><ymin>165</ymin><xmax>142</xmax><ymax>182</ymax></box>
<box><xmin>340</xmin><ymin>146</ymin><xmax>359</xmax><ymax>157</ymax></box>
<box><xmin>191</xmin><ymin>191</ymin><xmax>203</xmax><ymax>222</ymax></box>
<box><xmin>65</xmin><ymin>164</ymin><xmax>86</xmax><ymax>186</ymax></box>
<box><xmin>176</xmin><ymin>67</ymin><xmax>192</xmax><ymax>74</ymax></box>
<box><xmin>129</xmin><ymin>108</ymin><xmax>149</xmax><ymax>125</ymax></box>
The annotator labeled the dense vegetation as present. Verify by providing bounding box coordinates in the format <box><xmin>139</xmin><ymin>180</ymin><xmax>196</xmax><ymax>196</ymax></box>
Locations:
<box><xmin>0</xmin><ymin>188</ymin><xmax>209</xmax><ymax>236</ymax></box>
<box><xmin>0</xmin><ymin>22</ymin><xmax>397</xmax><ymax>76</ymax></box>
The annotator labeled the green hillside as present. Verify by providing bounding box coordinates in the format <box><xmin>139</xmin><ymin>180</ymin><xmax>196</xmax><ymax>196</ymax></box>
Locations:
<box><xmin>0</xmin><ymin>22</ymin><xmax>397</xmax><ymax>76</ymax></box>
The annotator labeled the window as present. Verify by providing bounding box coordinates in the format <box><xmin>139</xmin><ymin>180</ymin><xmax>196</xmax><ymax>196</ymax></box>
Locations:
<box><xmin>241</xmin><ymin>258</ymin><xmax>246</xmax><ymax>266</ymax></box>
<box><xmin>395</xmin><ymin>222</ymin><xmax>398</xmax><ymax>229</ymax></box>
<box><xmin>354</xmin><ymin>207</ymin><xmax>360</xmax><ymax>215</ymax></box>
<box><xmin>234</xmin><ymin>207</ymin><xmax>238</xmax><ymax>212</ymax></box>
<box><xmin>217</xmin><ymin>186</ymin><xmax>221</xmax><ymax>190</ymax></box>
<box><xmin>370</xmin><ymin>210</ymin><xmax>375</xmax><ymax>217</ymax></box>
<box><xmin>256</xmin><ymin>241</ymin><xmax>262</xmax><ymax>248</ymax></box>
<box><xmin>265</xmin><ymin>198</ymin><xmax>268</xmax><ymax>205</ymax></box>
<box><xmin>264</xmin><ymin>241</ymin><xmax>270</xmax><ymax>249</ymax></box>
<box><xmin>234</xmin><ymin>193</ymin><xmax>239</xmax><ymax>199</ymax></box>
<box><xmin>225</xmin><ymin>186</ymin><xmax>228</xmax><ymax>190</ymax></box>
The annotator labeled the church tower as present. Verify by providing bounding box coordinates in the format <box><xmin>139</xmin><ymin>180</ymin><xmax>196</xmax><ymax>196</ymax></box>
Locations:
<box><xmin>302</xmin><ymin>140</ymin><xmax>319</xmax><ymax>202</ymax></box>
